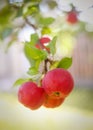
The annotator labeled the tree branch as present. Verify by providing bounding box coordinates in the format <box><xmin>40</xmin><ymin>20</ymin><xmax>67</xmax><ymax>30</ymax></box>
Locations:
<box><xmin>24</xmin><ymin>17</ymin><xmax>38</xmax><ymax>30</ymax></box>
<box><xmin>43</xmin><ymin>58</ymin><xmax>53</xmax><ymax>74</ymax></box>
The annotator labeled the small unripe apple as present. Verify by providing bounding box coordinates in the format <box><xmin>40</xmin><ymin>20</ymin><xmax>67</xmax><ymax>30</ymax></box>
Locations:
<box><xmin>39</xmin><ymin>37</ymin><xmax>51</xmax><ymax>44</ymax></box>
<box><xmin>42</xmin><ymin>68</ymin><xmax>74</xmax><ymax>99</ymax></box>
<box><xmin>67</xmin><ymin>11</ymin><xmax>78</xmax><ymax>24</ymax></box>
<box><xmin>18</xmin><ymin>81</ymin><xmax>45</xmax><ymax>110</ymax></box>
<box><xmin>35</xmin><ymin>37</ymin><xmax>51</xmax><ymax>52</ymax></box>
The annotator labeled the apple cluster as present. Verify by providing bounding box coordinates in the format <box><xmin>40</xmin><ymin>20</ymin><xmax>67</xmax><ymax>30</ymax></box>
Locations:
<box><xmin>18</xmin><ymin>68</ymin><xmax>74</xmax><ymax>110</ymax></box>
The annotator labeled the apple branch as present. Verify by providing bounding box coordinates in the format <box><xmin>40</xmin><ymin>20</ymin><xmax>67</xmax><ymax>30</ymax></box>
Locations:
<box><xmin>43</xmin><ymin>58</ymin><xmax>53</xmax><ymax>74</ymax></box>
<box><xmin>24</xmin><ymin>17</ymin><xmax>38</xmax><ymax>30</ymax></box>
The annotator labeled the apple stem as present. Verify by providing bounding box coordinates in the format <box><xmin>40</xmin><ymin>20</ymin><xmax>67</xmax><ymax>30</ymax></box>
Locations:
<box><xmin>43</xmin><ymin>58</ymin><xmax>53</xmax><ymax>74</ymax></box>
<box><xmin>44</xmin><ymin>59</ymin><xmax>49</xmax><ymax>74</ymax></box>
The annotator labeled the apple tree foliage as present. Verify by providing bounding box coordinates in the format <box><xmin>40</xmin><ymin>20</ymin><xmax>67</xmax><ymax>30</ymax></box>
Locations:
<box><xmin>0</xmin><ymin>0</ymin><xmax>91</xmax><ymax>86</ymax></box>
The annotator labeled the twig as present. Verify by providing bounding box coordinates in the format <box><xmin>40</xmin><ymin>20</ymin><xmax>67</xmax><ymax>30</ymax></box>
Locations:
<box><xmin>24</xmin><ymin>17</ymin><xmax>37</xmax><ymax>30</ymax></box>
<box><xmin>43</xmin><ymin>58</ymin><xmax>53</xmax><ymax>74</ymax></box>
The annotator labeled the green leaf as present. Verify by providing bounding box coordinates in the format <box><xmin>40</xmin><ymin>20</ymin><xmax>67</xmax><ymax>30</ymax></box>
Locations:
<box><xmin>24</xmin><ymin>0</ymin><xmax>41</xmax><ymax>3</ymax></box>
<box><xmin>31</xmin><ymin>0</ymin><xmax>41</xmax><ymax>2</ymax></box>
<box><xmin>30</xmin><ymin>33</ymin><xmax>39</xmax><ymax>45</ymax></box>
<box><xmin>0</xmin><ymin>5</ymin><xmax>14</xmax><ymax>25</ymax></box>
<box><xmin>13</xmin><ymin>78</ymin><xmax>30</xmax><ymax>87</ymax></box>
<box><xmin>50</xmin><ymin>61</ymin><xmax>59</xmax><ymax>70</ymax></box>
<box><xmin>48</xmin><ymin>36</ymin><xmax>57</xmax><ymax>55</ymax></box>
<box><xmin>39</xmin><ymin>17</ymin><xmax>55</xmax><ymax>26</ymax></box>
<box><xmin>24</xmin><ymin>4</ymin><xmax>39</xmax><ymax>17</ymax></box>
<box><xmin>57</xmin><ymin>57</ymin><xmax>72</xmax><ymax>69</ymax></box>
<box><xmin>41</xmin><ymin>26</ymin><xmax>51</xmax><ymax>35</ymax></box>
<box><xmin>48</xmin><ymin>1</ymin><xmax>58</xmax><ymax>9</ymax></box>
<box><xmin>27</xmin><ymin>59</ymin><xmax>41</xmax><ymax>76</ymax></box>
<box><xmin>24</xmin><ymin>43</ymin><xmax>39</xmax><ymax>60</ymax></box>
<box><xmin>24</xmin><ymin>42</ymin><xmax>47</xmax><ymax>61</ymax></box>
<box><xmin>27</xmin><ymin>66</ymin><xmax>39</xmax><ymax>75</ymax></box>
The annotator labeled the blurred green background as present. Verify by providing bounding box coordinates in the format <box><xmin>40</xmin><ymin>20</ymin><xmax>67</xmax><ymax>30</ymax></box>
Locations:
<box><xmin>0</xmin><ymin>87</ymin><xmax>93</xmax><ymax>130</ymax></box>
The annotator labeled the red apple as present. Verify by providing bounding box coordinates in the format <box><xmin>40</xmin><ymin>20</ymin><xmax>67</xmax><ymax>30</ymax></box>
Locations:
<box><xmin>35</xmin><ymin>37</ymin><xmax>51</xmax><ymax>52</ymax></box>
<box><xmin>43</xmin><ymin>94</ymin><xmax>65</xmax><ymax>108</ymax></box>
<box><xmin>39</xmin><ymin>37</ymin><xmax>51</xmax><ymax>44</ymax></box>
<box><xmin>42</xmin><ymin>68</ymin><xmax>74</xmax><ymax>99</ymax></box>
<box><xmin>67</xmin><ymin>11</ymin><xmax>78</xmax><ymax>24</ymax></box>
<box><xmin>18</xmin><ymin>81</ymin><xmax>45</xmax><ymax>110</ymax></box>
